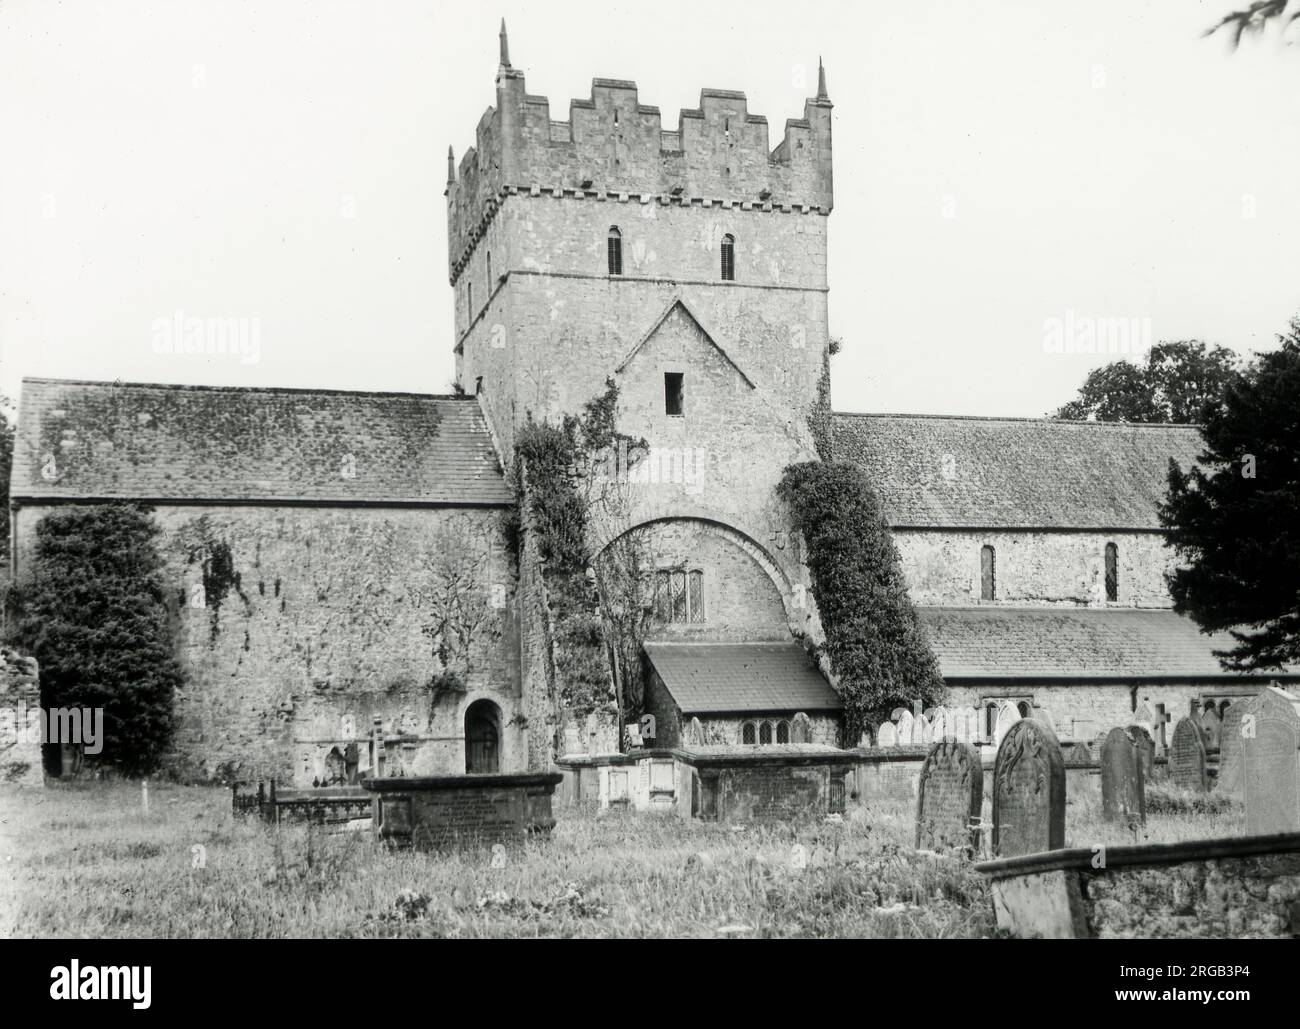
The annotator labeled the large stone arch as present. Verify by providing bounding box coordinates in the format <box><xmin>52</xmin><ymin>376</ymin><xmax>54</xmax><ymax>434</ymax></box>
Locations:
<box><xmin>591</xmin><ymin>515</ymin><xmax>802</xmax><ymax>629</ymax></box>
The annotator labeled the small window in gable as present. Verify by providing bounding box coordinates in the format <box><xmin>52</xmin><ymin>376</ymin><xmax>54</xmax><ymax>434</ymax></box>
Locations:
<box><xmin>1104</xmin><ymin>542</ymin><xmax>1118</xmax><ymax>602</ymax></box>
<box><xmin>664</xmin><ymin>372</ymin><xmax>684</xmax><ymax>416</ymax></box>
<box><xmin>607</xmin><ymin>226</ymin><xmax>623</xmax><ymax>276</ymax></box>
<box><xmin>980</xmin><ymin>545</ymin><xmax>996</xmax><ymax>601</ymax></box>
<box><xmin>720</xmin><ymin>233</ymin><xmax>735</xmax><ymax>281</ymax></box>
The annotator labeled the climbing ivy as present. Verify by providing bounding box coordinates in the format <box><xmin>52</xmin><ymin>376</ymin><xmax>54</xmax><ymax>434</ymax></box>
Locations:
<box><xmin>778</xmin><ymin>460</ymin><xmax>944</xmax><ymax>745</ymax></box>
<box><xmin>510</xmin><ymin>379</ymin><xmax>648</xmax><ymax>720</ymax></box>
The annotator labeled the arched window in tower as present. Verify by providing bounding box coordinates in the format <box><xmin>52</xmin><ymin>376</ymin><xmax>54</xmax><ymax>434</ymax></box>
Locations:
<box><xmin>1104</xmin><ymin>542</ymin><xmax>1119</xmax><ymax>602</ymax></box>
<box><xmin>607</xmin><ymin>226</ymin><xmax>623</xmax><ymax>276</ymax></box>
<box><xmin>980</xmin><ymin>545</ymin><xmax>996</xmax><ymax>601</ymax></box>
<box><xmin>720</xmin><ymin>233</ymin><xmax>735</xmax><ymax>281</ymax></box>
<box><xmin>486</xmin><ymin>250</ymin><xmax>492</xmax><ymax>287</ymax></box>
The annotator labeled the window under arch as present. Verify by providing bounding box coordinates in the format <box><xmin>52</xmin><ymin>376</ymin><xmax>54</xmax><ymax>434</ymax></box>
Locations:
<box><xmin>776</xmin><ymin>720</ymin><xmax>790</xmax><ymax>744</ymax></box>
<box><xmin>720</xmin><ymin>233</ymin><xmax>735</xmax><ymax>281</ymax></box>
<box><xmin>607</xmin><ymin>226</ymin><xmax>623</xmax><ymax>276</ymax></box>
<box><xmin>653</xmin><ymin>568</ymin><xmax>705</xmax><ymax>624</ymax></box>
<box><xmin>1104</xmin><ymin>542</ymin><xmax>1118</xmax><ymax>602</ymax></box>
<box><xmin>759</xmin><ymin>721</ymin><xmax>773</xmax><ymax>745</ymax></box>
<box><xmin>742</xmin><ymin>721</ymin><xmax>756</xmax><ymax>745</ymax></box>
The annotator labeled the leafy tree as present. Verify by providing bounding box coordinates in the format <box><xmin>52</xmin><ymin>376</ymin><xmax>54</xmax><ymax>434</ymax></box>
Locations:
<box><xmin>1053</xmin><ymin>341</ymin><xmax>1243</xmax><ymax>424</ymax></box>
<box><xmin>779</xmin><ymin>461</ymin><xmax>944</xmax><ymax>744</ymax></box>
<box><xmin>1206</xmin><ymin>1</ymin><xmax>1300</xmax><ymax>48</ymax></box>
<box><xmin>10</xmin><ymin>504</ymin><xmax>182</xmax><ymax>774</ymax></box>
<box><xmin>1160</xmin><ymin>319</ymin><xmax>1300</xmax><ymax>670</ymax></box>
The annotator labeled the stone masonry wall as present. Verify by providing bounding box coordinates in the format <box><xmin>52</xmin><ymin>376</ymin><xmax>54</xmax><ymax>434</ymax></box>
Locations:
<box><xmin>0</xmin><ymin>647</ymin><xmax>43</xmax><ymax>786</ymax></box>
<box><xmin>447</xmin><ymin>68</ymin><xmax>832</xmax><ymax>279</ymax></box>
<box><xmin>894</xmin><ymin>530</ymin><xmax>1175</xmax><ymax>607</ymax></box>
<box><xmin>13</xmin><ymin>504</ymin><xmax>521</xmax><ymax>783</ymax></box>
<box><xmin>943</xmin><ymin>682</ymin><xmax>1260</xmax><ymax>746</ymax></box>
<box><xmin>617</xmin><ymin>519</ymin><xmax>791</xmax><ymax>644</ymax></box>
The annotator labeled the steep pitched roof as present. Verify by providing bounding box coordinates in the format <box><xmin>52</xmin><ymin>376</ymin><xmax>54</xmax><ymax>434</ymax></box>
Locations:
<box><xmin>832</xmin><ymin>413</ymin><xmax>1203</xmax><ymax>529</ymax></box>
<box><xmin>644</xmin><ymin>641</ymin><xmax>842</xmax><ymax>714</ymax></box>
<box><xmin>11</xmin><ymin>378</ymin><xmax>510</xmax><ymax>505</ymax></box>
<box><xmin>919</xmin><ymin>607</ymin><xmax>1300</xmax><ymax>680</ymax></box>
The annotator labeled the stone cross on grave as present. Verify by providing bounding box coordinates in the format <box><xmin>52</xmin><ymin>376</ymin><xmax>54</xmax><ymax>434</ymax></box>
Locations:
<box><xmin>1153</xmin><ymin>704</ymin><xmax>1172</xmax><ymax>750</ymax></box>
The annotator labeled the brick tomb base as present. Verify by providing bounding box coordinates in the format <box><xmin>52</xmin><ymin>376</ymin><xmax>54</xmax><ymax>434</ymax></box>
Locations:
<box><xmin>362</xmin><ymin>773</ymin><xmax>563</xmax><ymax>850</ymax></box>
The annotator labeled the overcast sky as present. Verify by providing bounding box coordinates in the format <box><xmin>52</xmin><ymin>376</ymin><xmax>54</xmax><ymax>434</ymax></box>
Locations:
<box><xmin>2</xmin><ymin>0</ymin><xmax>1298</xmax><ymax>416</ymax></box>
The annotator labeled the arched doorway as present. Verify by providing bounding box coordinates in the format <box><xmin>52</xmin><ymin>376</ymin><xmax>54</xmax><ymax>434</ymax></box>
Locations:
<box><xmin>465</xmin><ymin>700</ymin><xmax>501</xmax><ymax>774</ymax></box>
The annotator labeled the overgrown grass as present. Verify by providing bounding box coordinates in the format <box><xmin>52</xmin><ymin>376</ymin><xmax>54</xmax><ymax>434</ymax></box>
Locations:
<box><xmin>0</xmin><ymin>781</ymin><xmax>1243</xmax><ymax>938</ymax></box>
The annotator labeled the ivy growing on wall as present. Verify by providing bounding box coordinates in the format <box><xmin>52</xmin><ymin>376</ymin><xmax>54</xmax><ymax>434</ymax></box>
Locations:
<box><xmin>806</xmin><ymin>337</ymin><xmax>839</xmax><ymax>462</ymax></box>
<box><xmin>778</xmin><ymin>460</ymin><xmax>944</xmax><ymax>745</ymax></box>
<box><xmin>173</xmin><ymin>516</ymin><xmax>252</xmax><ymax>646</ymax></box>
<box><xmin>509</xmin><ymin>378</ymin><xmax>649</xmax><ymax>722</ymax></box>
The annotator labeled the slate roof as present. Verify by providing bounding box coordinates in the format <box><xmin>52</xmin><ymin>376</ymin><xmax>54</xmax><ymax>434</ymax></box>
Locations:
<box><xmin>832</xmin><ymin>413</ymin><xmax>1204</xmax><ymax>529</ymax></box>
<box><xmin>644</xmin><ymin>641</ymin><xmax>842</xmax><ymax>714</ymax></box>
<box><xmin>11</xmin><ymin>378</ymin><xmax>510</xmax><ymax>505</ymax></box>
<box><xmin>919</xmin><ymin>607</ymin><xmax>1300</xmax><ymax>681</ymax></box>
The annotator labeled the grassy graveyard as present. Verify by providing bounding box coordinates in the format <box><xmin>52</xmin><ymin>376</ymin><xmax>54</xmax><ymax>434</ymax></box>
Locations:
<box><xmin>0</xmin><ymin>780</ymin><xmax>1243</xmax><ymax>939</ymax></box>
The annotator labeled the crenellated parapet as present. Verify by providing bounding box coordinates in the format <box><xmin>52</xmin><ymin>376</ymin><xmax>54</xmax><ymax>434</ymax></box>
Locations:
<box><xmin>445</xmin><ymin>30</ymin><xmax>833</xmax><ymax>284</ymax></box>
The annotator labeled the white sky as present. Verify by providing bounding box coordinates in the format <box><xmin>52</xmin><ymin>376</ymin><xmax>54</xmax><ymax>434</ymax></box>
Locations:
<box><xmin>1</xmin><ymin>0</ymin><xmax>1298</xmax><ymax>416</ymax></box>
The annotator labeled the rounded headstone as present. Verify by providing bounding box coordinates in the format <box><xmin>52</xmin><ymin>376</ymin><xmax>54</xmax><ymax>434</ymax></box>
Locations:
<box><xmin>916</xmin><ymin>738</ymin><xmax>983</xmax><ymax>853</ymax></box>
<box><xmin>1243</xmin><ymin>688</ymin><xmax>1300</xmax><ymax>835</ymax></box>
<box><xmin>1170</xmin><ymin>716</ymin><xmax>1208</xmax><ymax>792</ymax></box>
<box><xmin>1101</xmin><ymin>727</ymin><xmax>1145</xmax><ymax>824</ymax></box>
<box><xmin>992</xmin><ymin>719</ymin><xmax>1066</xmax><ymax>858</ymax></box>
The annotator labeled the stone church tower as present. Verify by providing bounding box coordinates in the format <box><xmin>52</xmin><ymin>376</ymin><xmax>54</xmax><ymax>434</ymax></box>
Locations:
<box><xmin>446</xmin><ymin>25</ymin><xmax>843</xmax><ymax>753</ymax></box>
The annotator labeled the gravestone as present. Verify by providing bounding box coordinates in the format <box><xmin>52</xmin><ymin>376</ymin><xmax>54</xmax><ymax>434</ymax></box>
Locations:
<box><xmin>1123</xmin><ymin>725</ymin><xmax>1156</xmax><ymax>784</ymax></box>
<box><xmin>1170</xmin><ymin>717</ymin><xmax>1208</xmax><ymax>792</ymax></box>
<box><xmin>993</xmin><ymin>701</ymin><xmax>1022</xmax><ymax>749</ymax></box>
<box><xmin>1216</xmin><ymin>703</ymin><xmax>1247</xmax><ymax>796</ymax></box>
<box><xmin>916</xmin><ymin>739</ymin><xmax>983</xmax><ymax>854</ymax></box>
<box><xmin>876</xmin><ymin>722</ymin><xmax>897</xmax><ymax>748</ymax></box>
<box><xmin>894</xmin><ymin>710</ymin><xmax>916</xmax><ymax>746</ymax></box>
<box><xmin>928</xmin><ymin>707</ymin><xmax>951</xmax><ymax>741</ymax></box>
<box><xmin>1132</xmin><ymin>700</ymin><xmax>1159</xmax><ymax>740</ymax></box>
<box><xmin>790</xmin><ymin>712</ymin><xmax>812</xmax><ymax>744</ymax></box>
<box><xmin>952</xmin><ymin>706</ymin><xmax>979</xmax><ymax>743</ymax></box>
<box><xmin>1100</xmin><ymin>727</ymin><xmax>1145</xmax><ymax>824</ymax></box>
<box><xmin>1200</xmin><ymin>707</ymin><xmax>1222</xmax><ymax>752</ymax></box>
<box><xmin>1243</xmin><ymin>687</ymin><xmax>1300</xmax><ymax>835</ymax></box>
<box><xmin>917</xmin><ymin>713</ymin><xmax>933</xmax><ymax>746</ymax></box>
<box><xmin>992</xmin><ymin>719</ymin><xmax>1066</xmax><ymax>858</ymax></box>
<box><xmin>685</xmin><ymin>716</ymin><xmax>705</xmax><ymax>747</ymax></box>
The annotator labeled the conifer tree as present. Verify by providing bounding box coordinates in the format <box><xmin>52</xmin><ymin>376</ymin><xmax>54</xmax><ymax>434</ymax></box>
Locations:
<box><xmin>11</xmin><ymin>504</ymin><xmax>182</xmax><ymax>774</ymax></box>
